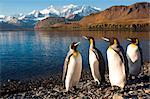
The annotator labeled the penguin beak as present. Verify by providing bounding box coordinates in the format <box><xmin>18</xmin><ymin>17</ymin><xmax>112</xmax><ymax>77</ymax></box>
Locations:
<box><xmin>102</xmin><ymin>37</ymin><xmax>109</xmax><ymax>42</ymax></box>
<box><xmin>127</xmin><ymin>38</ymin><xmax>132</xmax><ymax>42</ymax></box>
<box><xmin>82</xmin><ymin>36</ymin><xmax>89</xmax><ymax>40</ymax></box>
<box><xmin>74</xmin><ymin>42</ymin><xmax>80</xmax><ymax>46</ymax></box>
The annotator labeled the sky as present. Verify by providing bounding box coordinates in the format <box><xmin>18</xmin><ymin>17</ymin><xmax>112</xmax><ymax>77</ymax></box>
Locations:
<box><xmin>0</xmin><ymin>0</ymin><xmax>149</xmax><ymax>16</ymax></box>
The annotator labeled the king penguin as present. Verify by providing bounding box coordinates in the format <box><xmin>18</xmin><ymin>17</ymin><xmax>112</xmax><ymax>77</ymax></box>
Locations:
<box><xmin>102</xmin><ymin>37</ymin><xmax>126</xmax><ymax>89</ymax></box>
<box><xmin>62</xmin><ymin>42</ymin><xmax>82</xmax><ymax>92</ymax></box>
<box><xmin>83</xmin><ymin>36</ymin><xmax>105</xmax><ymax>85</ymax></box>
<box><xmin>126</xmin><ymin>38</ymin><xmax>143</xmax><ymax>77</ymax></box>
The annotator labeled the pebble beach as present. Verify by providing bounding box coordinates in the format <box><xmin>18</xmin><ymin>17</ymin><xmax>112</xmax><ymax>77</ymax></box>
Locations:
<box><xmin>0</xmin><ymin>62</ymin><xmax>149</xmax><ymax>98</ymax></box>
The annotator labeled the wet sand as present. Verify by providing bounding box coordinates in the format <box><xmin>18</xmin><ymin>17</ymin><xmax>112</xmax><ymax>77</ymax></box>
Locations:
<box><xmin>0</xmin><ymin>62</ymin><xmax>149</xmax><ymax>98</ymax></box>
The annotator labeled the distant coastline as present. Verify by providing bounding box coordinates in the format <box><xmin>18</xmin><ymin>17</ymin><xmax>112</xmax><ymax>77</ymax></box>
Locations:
<box><xmin>34</xmin><ymin>22</ymin><xmax>150</xmax><ymax>32</ymax></box>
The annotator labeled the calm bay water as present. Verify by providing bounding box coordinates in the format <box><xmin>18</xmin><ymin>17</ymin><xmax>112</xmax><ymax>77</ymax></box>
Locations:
<box><xmin>0</xmin><ymin>31</ymin><xmax>149</xmax><ymax>82</ymax></box>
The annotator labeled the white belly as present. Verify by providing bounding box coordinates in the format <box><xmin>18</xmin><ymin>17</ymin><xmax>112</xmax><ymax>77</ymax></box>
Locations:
<box><xmin>107</xmin><ymin>48</ymin><xmax>126</xmax><ymax>88</ymax></box>
<box><xmin>65</xmin><ymin>54</ymin><xmax>82</xmax><ymax>91</ymax></box>
<box><xmin>89</xmin><ymin>50</ymin><xmax>101</xmax><ymax>83</ymax></box>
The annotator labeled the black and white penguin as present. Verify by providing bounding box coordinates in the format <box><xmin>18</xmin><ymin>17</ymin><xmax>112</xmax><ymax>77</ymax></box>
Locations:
<box><xmin>62</xmin><ymin>42</ymin><xmax>82</xmax><ymax>92</ymax></box>
<box><xmin>83</xmin><ymin>36</ymin><xmax>105</xmax><ymax>85</ymax></box>
<box><xmin>102</xmin><ymin>37</ymin><xmax>126</xmax><ymax>89</ymax></box>
<box><xmin>126</xmin><ymin>38</ymin><xmax>143</xmax><ymax>77</ymax></box>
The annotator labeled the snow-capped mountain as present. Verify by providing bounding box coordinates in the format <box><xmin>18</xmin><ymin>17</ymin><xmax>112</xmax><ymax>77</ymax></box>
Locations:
<box><xmin>40</xmin><ymin>5</ymin><xmax>60</xmax><ymax>16</ymax></box>
<box><xmin>0</xmin><ymin>4</ymin><xmax>100</xmax><ymax>30</ymax></box>
<box><xmin>21</xmin><ymin>4</ymin><xmax>100</xmax><ymax>20</ymax></box>
<box><xmin>0</xmin><ymin>15</ymin><xmax>5</xmax><ymax>22</ymax></box>
<box><xmin>61</xmin><ymin>4</ymin><xmax>100</xmax><ymax>18</ymax></box>
<box><xmin>61</xmin><ymin>4</ymin><xmax>81</xmax><ymax>17</ymax></box>
<box><xmin>0</xmin><ymin>16</ymin><xmax>21</xmax><ymax>25</ymax></box>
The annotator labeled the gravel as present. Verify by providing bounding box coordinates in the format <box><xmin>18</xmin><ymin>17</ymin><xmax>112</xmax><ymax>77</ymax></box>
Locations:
<box><xmin>0</xmin><ymin>62</ymin><xmax>149</xmax><ymax>98</ymax></box>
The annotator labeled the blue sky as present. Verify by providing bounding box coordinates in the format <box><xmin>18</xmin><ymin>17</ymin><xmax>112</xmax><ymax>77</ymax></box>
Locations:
<box><xmin>0</xmin><ymin>0</ymin><xmax>149</xmax><ymax>15</ymax></box>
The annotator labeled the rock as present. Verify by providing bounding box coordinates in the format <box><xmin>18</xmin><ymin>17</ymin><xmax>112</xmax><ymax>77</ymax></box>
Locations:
<box><xmin>20</xmin><ymin>93</ymin><xmax>26</xmax><ymax>99</ymax></box>
<box><xmin>78</xmin><ymin>92</ymin><xmax>85</xmax><ymax>97</ymax></box>
<box><xmin>139</xmin><ymin>82</ymin><xmax>144</xmax><ymax>86</ymax></box>
<box><xmin>144</xmin><ymin>89</ymin><xmax>150</xmax><ymax>94</ymax></box>
<box><xmin>35</xmin><ymin>91</ymin><xmax>42</xmax><ymax>96</ymax></box>
<box><xmin>53</xmin><ymin>87</ymin><xmax>61</xmax><ymax>92</ymax></box>
<box><xmin>128</xmin><ymin>91</ymin><xmax>134</xmax><ymax>95</ymax></box>
<box><xmin>39</xmin><ymin>87</ymin><xmax>43</xmax><ymax>90</ymax></box>
<box><xmin>76</xmin><ymin>82</ymin><xmax>84</xmax><ymax>89</ymax></box>
<box><xmin>113</xmin><ymin>94</ymin><xmax>123</xmax><ymax>99</ymax></box>
<box><xmin>15</xmin><ymin>94</ymin><xmax>22</xmax><ymax>99</ymax></box>
<box><xmin>7</xmin><ymin>79</ymin><xmax>10</xmax><ymax>82</ymax></box>
<box><xmin>34</xmin><ymin>88</ymin><xmax>36</xmax><ymax>90</ymax></box>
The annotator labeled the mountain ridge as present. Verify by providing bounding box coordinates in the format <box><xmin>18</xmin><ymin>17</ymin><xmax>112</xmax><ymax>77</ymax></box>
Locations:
<box><xmin>0</xmin><ymin>4</ymin><xmax>100</xmax><ymax>30</ymax></box>
<box><xmin>80</xmin><ymin>2</ymin><xmax>150</xmax><ymax>25</ymax></box>
<box><xmin>35</xmin><ymin>2</ymin><xmax>150</xmax><ymax>31</ymax></box>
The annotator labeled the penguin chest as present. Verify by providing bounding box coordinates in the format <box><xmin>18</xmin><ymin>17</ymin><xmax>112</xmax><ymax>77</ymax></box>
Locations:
<box><xmin>89</xmin><ymin>50</ymin><xmax>101</xmax><ymax>80</ymax></box>
<box><xmin>66</xmin><ymin>54</ymin><xmax>82</xmax><ymax>87</ymax></box>
<box><xmin>107</xmin><ymin>48</ymin><xmax>126</xmax><ymax>88</ymax></box>
<box><xmin>89</xmin><ymin>50</ymin><xmax>98</xmax><ymax>66</ymax></box>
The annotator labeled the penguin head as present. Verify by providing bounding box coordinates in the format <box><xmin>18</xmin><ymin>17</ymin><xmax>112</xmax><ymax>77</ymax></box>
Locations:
<box><xmin>70</xmin><ymin>42</ymin><xmax>80</xmax><ymax>51</ymax></box>
<box><xmin>127</xmin><ymin>38</ymin><xmax>139</xmax><ymax>45</ymax></box>
<box><xmin>102</xmin><ymin>37</ymin><xmax>119</xmax><ymax>46</ymax></box>
<box><xmin>83</xmin><ymin>36</ymin><xmax>95</xmax><ymax>46</ymax></box>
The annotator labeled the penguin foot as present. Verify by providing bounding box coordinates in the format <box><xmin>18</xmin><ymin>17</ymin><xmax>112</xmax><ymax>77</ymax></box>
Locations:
<box><xmin>100</xmin><ymin>82</ymin><xmax>106</xmax><ymax>90</ymax></box>
<box><xmin>111</xmin><ymin>86</ymin><xmax>121</xmax><ymax>92</ymax></box>
<box><xmin>110</xmin><ymin>86</ymin><xmax>115</xmax><ymax>92</ymax></box>
<box><xmin>119</xmin><ymin>88</ymin><xmax>125</xmax><ymax>94</ymax></box>
<box><xmin>62</xmin><ymin>84</ymin><xmax>65</xmax><ymax>89</ymax></box>
<box><xmin>73</xmin><ymin>86</ymin><xmax>79</xmax><ymax>91</ymax></box>
<box><xmin>61</xmin><ymin>89</ymin><xmax>69</xmax><ymax>94</ymax></box>
<box><xmin>94</xmin><ymin>81</ymin><xmax>101</xmax><ymax>88</ymax></box>
<box><xmin>64</xmin><ymin>89</ymin><xmax>69</xmax><ymax>92</ymax></box>
<box><xmin>63</xmin><ymin>89</ymin><xmax>74</xmax><ymax>95</ymax></box>
<box><xmin>96</xmin><ymin>81</ymin><xmax>100</xmax><ymax>85</ymax></box>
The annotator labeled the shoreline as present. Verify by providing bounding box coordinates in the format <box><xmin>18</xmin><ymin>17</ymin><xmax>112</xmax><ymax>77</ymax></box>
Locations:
<box><xmin>0</xmin><ymin>62</ymin><xmax>149</xmax><ymax>98</ymax></box>
<box><xmin>0</xmin><ymin>29</ymin><xmax>149</xmax><ymax>32</ymax></box>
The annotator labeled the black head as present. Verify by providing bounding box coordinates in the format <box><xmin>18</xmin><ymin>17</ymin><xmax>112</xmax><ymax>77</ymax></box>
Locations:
<box><xmin>127</xmin><ymin>38</ymin><xmax>139</xmax><ymax>45</ymax></box>
<box><xmin>102</xmin><ymin>37</ymin><xmax>119</xmax><ymax>46</ymax></box>
<box><xmin>83</xmin><ymin>36</ymin><xmax>95</xmax><ymax>45</ymax></box>
<box><xmin>70</xmin><ymin>42</ymin><xmax>80</xmax><ymax>51</ymax></box>
<box><xmin>109</xmin><ymin>37</ymin><xmax>119</xmax><ymax>45</ymax></box>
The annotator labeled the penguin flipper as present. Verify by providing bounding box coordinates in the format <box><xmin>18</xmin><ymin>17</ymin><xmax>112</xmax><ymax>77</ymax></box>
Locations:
<box><xmin>119</xmin><ymin>51</ymin><xmax>125</xmax><ymax>63</ymax></box>
<box><xmin>62</xmin><ymin>52</ymin><xmax>73</xmax><ymax>83</ymax></box>
<box><xmin>139</xmin><ymin>47</ymin><xmax>143</xmax><ymax>65</ymax></box>
<box><xmin>112</xmin><ymin>47</ymin><xmax>125</xmax><ymax>63</ymax></box>
<box><xmin>92</xmin><ymin>48</ymin><xmax>100</xmax><ymax>60</ymax></box>
<box><xmin>93</xmin><ymin>48</ymin><xmax>105</xmax><ymax>82</ymax></box>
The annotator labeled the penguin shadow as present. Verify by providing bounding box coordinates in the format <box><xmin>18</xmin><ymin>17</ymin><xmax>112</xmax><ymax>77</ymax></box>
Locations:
<box><xmin>122</xmin><ymin>75</ymin><xmax>149</xmax><ymax>94</ymax></box>
<box><xmin>127</xmin><ymin>75</ymin><xmax>149</xmax><ymax>85</ymax></box>
<box><xmin>108</xmin><ymin>86</ymin><xmax>125</xmax><ymax>94</ymax></box>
